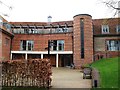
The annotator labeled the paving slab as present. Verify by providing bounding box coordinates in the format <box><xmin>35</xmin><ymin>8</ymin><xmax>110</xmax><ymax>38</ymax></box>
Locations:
<box><xmin>50</xmin><ymin>67</ymin><xmax>91</xmax><ymax>88</ymax></box>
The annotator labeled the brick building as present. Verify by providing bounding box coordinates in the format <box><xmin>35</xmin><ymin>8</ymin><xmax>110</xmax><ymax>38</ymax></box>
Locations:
<box><xmin>0</xmin><ymin>15</ymin><xmax>14</xmax><ymax>60</ymax></box>
<box><xmin>1</xmin><ymin>14</ymin><xmax>119</xmax><ymax>68</ymax></box>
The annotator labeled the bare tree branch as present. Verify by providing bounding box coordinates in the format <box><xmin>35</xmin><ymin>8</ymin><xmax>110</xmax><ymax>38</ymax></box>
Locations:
<box><xmin>0</xmin><ymin>12</ymin><xmax>9</xmax><ymax>17</ymax></box>
<box><xmin>103</xmin><ymin>1</ymin><xmax>120</xmax><ymax>10</ymax></box>
<box><xmin>101</xmin><ymin>0</ymin><xmax>120</xmax><ymax>17</ymax></box>
<box><xmin>113</xmin><ymin>10</ymin><xmax>118</xmax><ymax>16</ymax></box>
<box><xmin>0</xmin><ymin>0</ymin><xmax>12</xmax><ymax>10</ymax></box>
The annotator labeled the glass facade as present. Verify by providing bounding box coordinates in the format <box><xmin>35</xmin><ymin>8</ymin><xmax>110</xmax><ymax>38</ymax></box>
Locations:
<box><xmin>12</xmin><ymin>27</ymin><xmax>73</xmax><ymax>34</ymax></box>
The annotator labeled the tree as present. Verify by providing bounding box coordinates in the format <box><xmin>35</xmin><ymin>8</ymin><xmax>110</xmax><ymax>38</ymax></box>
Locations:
<box><xmin>0</xmin><ymin>0</ymin><xmax>12</xmax><ymax>17</ymax></box>
<box><xmin>0</xmin><ymin>0</ymin><xmax>12</xmax><ymax>10</ymax></box>
<box><xmin>102</xmin><ymin>0</ymin><xmax>120</xmax><ymax>17</ymax></box>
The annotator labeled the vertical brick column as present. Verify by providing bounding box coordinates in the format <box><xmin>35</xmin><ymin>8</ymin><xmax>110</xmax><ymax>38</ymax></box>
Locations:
<box><xmin>73</xmin><ymin>14</ymin><xmax>93</xmax><ymax>68</ymax></box>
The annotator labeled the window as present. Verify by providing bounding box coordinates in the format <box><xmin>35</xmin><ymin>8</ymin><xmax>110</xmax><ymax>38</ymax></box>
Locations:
<box><xmin>6</xmin><ymin>24</ymin><xmax>11</xmax><ymax>31</ymax></box>
<box><xmin>102</xmin><ymin>25</ymin><xmax>109</xmax><ymax>34</ymax></box>
<box><xmin>52</xmin><ymin>40</ymin><xmax>57</xmax><ymax>51</ymax></box>
<box><xmin>13</xmin><ymin>26</ymin><xmax>72</xmax><ymax>34</ymax></box>
<box><xmin>24</xmin><ymin>28</ymin><xmax>29</xmax><ymax>34</ymax></box>
<box><xmin>56</xmin><ymin>28</ymin><xmax>63</xmax><ymax>33</ymax></box>
<box><xmin>63</xmin><ymin>25</ymin><xmax>68</xmax><ymax>32</ymax></box>
<box><xmin>80</xmin><ymin>18</ymin><xmax>84</xmax><ymax>59</ymax></box>
<box><xmin>3</xmin><ymin>23</ymin><xmax>11</xmax><ymax>32</ymax></box>
<box><xmin>20</xmin><ymin>40</ymin><xmax>34</xmax><ymax>51</ymax></box>
<box><xmin>20</xmin><ymin>28</ymin><xmax>25</xmax><ymax>34</ymax></box>
<box><xmin>57</xmin><ymin>40</ymin><xmax>64</xmax><ymax>51</ymax></box>
<box><xmin>50</xmin><ymin>40</ymin><xmax>64</xmax><ymax>51</ymax></box>
<box><xmin>116</xmin><ymin>25</ymin><xmax>120</xmax><ymax>33</ymax></box>
<box><xmin>0</xmin><ymin>18</ymin><xmax>3</xmax><ymax>27</ymax></box>
<box><xmin>5</xmin><ymin>38</ymin><xmax>9</xmax><ymax>46</ymax></box>
<box><xmin>106</xmin><ymin>40</ymin><xmax>120</xmax><ymax>51</ymax></box>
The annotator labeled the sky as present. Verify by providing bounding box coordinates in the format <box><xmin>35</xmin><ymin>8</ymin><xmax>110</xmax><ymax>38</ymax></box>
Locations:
<box><xmin>0</xmin><ymin>0</ymin><xmax>119</xmax><ymax>22</ymax></box>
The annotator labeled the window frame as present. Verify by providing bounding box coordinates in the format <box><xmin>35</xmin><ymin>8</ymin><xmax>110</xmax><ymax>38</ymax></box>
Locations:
<box><xmin>20</xmin><ymin>40</ymin><xmax>34</xmax><ymax>51</ymax></box>
<box><xmin>102</xmin><ymin>25</ymin><xmax>109</xmax><ymax>34</ymax></box>
<box><xmin>5</xmin><ymin>38</ymin><xmax>9</xmax><ymax>46</ymax></box>
<box><xmin>57</xmin><ymin>40</ymin><xmax>64</xmax><ymax>51</ymax></box>
<box><xmin>106</xmin><ymin>40</ymin><xmax>120</xmax><ymax>51</ymax></box>
<box><xmin>80</xmin><ymin>18</ymin><xmax>84</xmax><ymax>59</ymax></box>
<box><xmin>0</xmin><ymin>18</ymin><xmax>3</xmax><ymax>27</ymax></box>
<box><xmin>116</xmin><ymin>25</ymin><xmax>120</xmax><ymax>33</ymax></box>
<box><xmin>50</xmin><ymin>40</ymin><xmax>64</xmax><ymax>51</ymax></box>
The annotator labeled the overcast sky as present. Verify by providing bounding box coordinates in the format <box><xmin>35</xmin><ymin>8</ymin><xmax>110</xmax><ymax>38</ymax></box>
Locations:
<box><xmin>0</xmin><ymin>0</ymin><xmax>118</xmax><ymax>22</ymax></box>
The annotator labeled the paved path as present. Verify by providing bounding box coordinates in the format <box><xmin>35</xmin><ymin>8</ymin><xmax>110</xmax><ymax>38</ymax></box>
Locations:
<box><xmin>51</xmin><ymin>67</ymin><xmax>91</xmax><ymax>88</ymax></box>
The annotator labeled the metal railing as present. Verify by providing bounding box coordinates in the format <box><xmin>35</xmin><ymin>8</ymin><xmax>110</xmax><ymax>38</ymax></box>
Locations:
<box><xmin>12</xmin><ymin>28</ymin><xmax>73</xmax><ymax>34</ymax></box>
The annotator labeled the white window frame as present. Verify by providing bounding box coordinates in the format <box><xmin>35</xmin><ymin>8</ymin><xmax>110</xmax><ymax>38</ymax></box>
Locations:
<box><xmin>116</xmin><ymin>25</ymin><xmax>120</xmax><ymax>33</ymax></box>
<box><xmin>0</xmin><ymin>18</ymin><xmax>3</xmax><ymax>28</ymax></box>
<box><xmin>107</xmin><ymin>40</ymin><xmax>120</xmax><ymax>51</ymax></box>
<box><xmin>20</xmin><ymin>40</ymin><xmax>34</xmax><ymax>51</ymax></box>
<box><xmin>57</xmin><ymin>40</ymin><xmax>64</xmax><ymax>51</ymax></box>
<box><xmin>26</xmin><ymin>40</ymin><xmax>34</xmax><ymax>51</ymax></box>
<box><xmin>50</xmin><ymin>40</ymin><xmax>64</xmax><ymax>51</ymax></box>
<box><xmin>102</xmin><ymin>25</ymin><xmax>109</xmax><ymax>34</ymax></box>
<box><xmin>6</xmin><ymin>23</ymin><xmax>11</xmax><ymax>32</ymax></box>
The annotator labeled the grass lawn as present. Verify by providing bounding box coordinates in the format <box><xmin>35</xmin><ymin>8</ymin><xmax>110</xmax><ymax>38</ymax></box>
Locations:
<box><xmin>89</xmin><ymin>57</ymin><xmax>119</xmax><ymax>88</ymax></box>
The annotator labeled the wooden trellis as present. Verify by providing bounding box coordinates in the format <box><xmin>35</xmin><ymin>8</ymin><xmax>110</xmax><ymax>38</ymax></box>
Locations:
<box><xmin>1</xmin><ymin>59</ymin><xmax>52</xmax><ymax>88</ymax></box>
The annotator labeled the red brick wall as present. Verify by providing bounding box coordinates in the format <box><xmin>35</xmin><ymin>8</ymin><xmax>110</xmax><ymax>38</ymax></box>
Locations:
<box><xmin>94</xmin><ymin>51</ymin><xmax>119</xmax><ymax>61</ymax></box>
<box><xmin>93</xmin><ymin>18</ymin><xmax>120</xmax><ymax>35</ymax></box>
<box><xmin>73</xmin><ymin>14</ymin><xmax>93</xmax><ymax>68</ymax></box>
<box><xmin>9</xmin><ymin>16</ymin><xmax>120</xmax><ymax>67</ymax></box>
<box><xmin>0</xmin><ymin>16</ymin><xmax>13</xmax><ymax>61</ymax></box>
<box><xmin>1</xmin><ymin>32</ymin><xmax>11</xmax><ymax>60</ymax></box>
<box><xmin>12</xmin><ymin>33</ymin><xmax>73</xmax><ymax>51</ymax></box>
<box><xmin>94</xmin><ymin>37</ymin><xmax>120</xmax><ymax>61</ymax></box>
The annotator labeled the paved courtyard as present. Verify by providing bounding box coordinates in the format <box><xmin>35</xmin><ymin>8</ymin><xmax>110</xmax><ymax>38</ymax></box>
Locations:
<box><xmin>51</xmin><ymin>67</ymin><xmax>91</xmax><ymax>88</ymax></box>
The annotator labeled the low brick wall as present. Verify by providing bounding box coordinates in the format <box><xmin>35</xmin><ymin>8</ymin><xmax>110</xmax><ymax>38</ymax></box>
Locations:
<box><xmin>91</xmin><ymin>68</ymin><xmax>100</xmax><ymax>88</ymax></box>
<box><xmin>1</xmin><ymin>59</ymin><xmax>52</xmax><ymax>88</ymax></box>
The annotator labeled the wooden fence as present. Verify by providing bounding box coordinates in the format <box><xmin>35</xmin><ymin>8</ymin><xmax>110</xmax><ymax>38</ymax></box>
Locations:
<box><xmin>1</xmin><ymin>59</ymin><xmax>52</xmax><ymax>88</ymax></box>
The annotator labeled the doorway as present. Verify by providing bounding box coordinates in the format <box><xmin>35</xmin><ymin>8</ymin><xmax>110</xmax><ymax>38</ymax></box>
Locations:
<box><xmin>60</xmin><ymin>54</ymin><xmax>73</xmax><ymax>67</ymax></box>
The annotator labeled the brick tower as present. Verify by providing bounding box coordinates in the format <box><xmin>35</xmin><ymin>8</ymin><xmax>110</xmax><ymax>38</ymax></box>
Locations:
<box><xmin>73</xmin><ymin>14</ymin><xmax>93</xmax><ymax>68</ymax></box>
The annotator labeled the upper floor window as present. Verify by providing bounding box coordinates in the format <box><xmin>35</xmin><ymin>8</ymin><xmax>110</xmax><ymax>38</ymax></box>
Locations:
<box><xmin>102</xmin><ymin>25</ymin><xmax>109</xmax><ymax>34</ymax></box>
<box><xmin>56</xmin><ymin>28</ymin><xmax>63</xmax><ymax>33</ymax></box>
<box><xmin>20</xmin><ymin>40</ymin><xmax>34</xmax><ymax>51</ymax></box>
<box><xmin>50</xmin><ymin>40</ymin><xmax>64</xmax><ymax>51</ymax></box>
<box><xmin>0</xmin><ymin>18</ymin><xmax>3</xmax><ymax>27</ymax></box>
<box><xmin>3</xmin><ymin>23</ymin><xmax>11</xmax><ymax>32</ymax></box>
<box><xmin>6</xmin><ymin>23</ymin><xmax>11</xmax><ymax>32</ymax></box>
<box><xmin>116</xmin><ymin>25</ymin><xmax>120</xmax><ymax>33</ymax></box>
<box><xmin>12</xmin><ymin>26</ymin><xmax>73</xmax><ymax>34</ymax></box>
<box><xmin>57</xmin><ymin>40</ymin><xmax>64</xmax><ymax>51</ymax></box>
<box><xmin>63</xmin><ymin>25</ymin><xmax>68</xmax><ymax>32</ymax></box>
